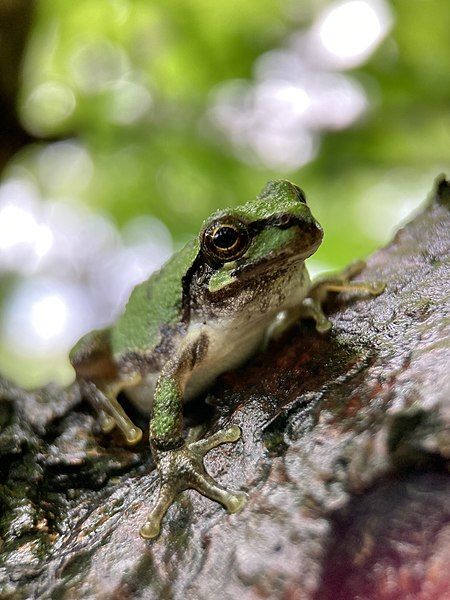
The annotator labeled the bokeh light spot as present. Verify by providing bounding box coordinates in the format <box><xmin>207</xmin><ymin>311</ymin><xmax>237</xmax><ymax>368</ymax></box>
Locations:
<box><xmin>105</xmin><ymin>80</ymin><xmax>153</xmax><ymax>125</ymax></box>
<box><xmin>2</xmin><ymin>280</ymin><xmax>94</xmax><ymax>355</ymax></box>
<box><xmin>70</xmin><ymin>39</ymin><xmax>130</xmax><ymax>94</ymax></box>
<box><xmin>31</xmin><ymin>294</ymin><xmax>68</xmax><ymax>341</ymax></box>
<box><xmin>0</xmin><ymin>204</ymin><xmax>37</xmax><ymax>251</ymax></box>
<box><xmin>316</xmin><ymin>0</ymin><xmax>392</xmax><ymax>68</ymax></box>
<box><xmin>37</xmin><ymin>141</ymin><xmax>94</xmax><ymax>194</ymax></box>
<box><xmin>0</xmin><ymin>178</ymin><xmax>54</xmax><ymax>272</ymax></box>
<box><xmin>22</xmin><ymin>82</ymin><xmax>76</xmax><ymax>135</ymax></box>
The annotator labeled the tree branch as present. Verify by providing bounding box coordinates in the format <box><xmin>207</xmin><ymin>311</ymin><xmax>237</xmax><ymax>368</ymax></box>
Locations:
<box><xmin>0</xmin><ymin>177</ymin><xmax>449</xmax><ymax>599</ymax></box>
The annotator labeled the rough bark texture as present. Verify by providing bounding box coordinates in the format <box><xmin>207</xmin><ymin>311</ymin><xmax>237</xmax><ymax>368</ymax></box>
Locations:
<box><xmin>0</xmin><ymin>177</ymin><xmax>449</xmax><ymax>600</ymax></box>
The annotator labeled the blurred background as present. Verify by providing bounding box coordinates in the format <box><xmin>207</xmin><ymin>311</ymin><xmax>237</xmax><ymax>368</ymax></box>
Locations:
<box><xmin>0</xmin><ymin>0</ymin><xmax>448</xmax><ymax>387</ymax></box>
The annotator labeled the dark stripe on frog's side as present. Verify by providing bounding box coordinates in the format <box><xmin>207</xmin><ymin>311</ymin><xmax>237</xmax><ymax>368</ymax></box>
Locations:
<box><xmin>180</xmin><ymin>250</ymin><xmax>214</xmax><ymax>323</ymax></box>
<box><xmin>114</xmin><ymin>249</ymin><xmax>211</xmax><ymax>372</ymax></box>
<box><xmin>117</xmin><ymin>322</ymin><xmax>186</xmax><ymax>374</ymax></box>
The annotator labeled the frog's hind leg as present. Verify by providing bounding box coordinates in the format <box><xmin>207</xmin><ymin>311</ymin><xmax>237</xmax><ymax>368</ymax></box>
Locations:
<box><xmin>302</xmin><ymin>260</ymin><xmax>385</xmax><ymax>333</ymax></box>
<box><xmin>80</xmin><ymin>379</ymin><xmax>143</xmax><ymax>445</ymax></box>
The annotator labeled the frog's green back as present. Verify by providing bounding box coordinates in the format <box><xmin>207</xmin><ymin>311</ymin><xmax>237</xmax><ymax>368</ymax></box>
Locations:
<box><xmin>111</xmin><ymin>239</ymin><xmax>199</xmax><ymax>358</ymax></box>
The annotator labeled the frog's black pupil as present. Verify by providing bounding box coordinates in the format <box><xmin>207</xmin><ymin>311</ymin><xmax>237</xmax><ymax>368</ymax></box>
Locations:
<box><xmin>213</xmin><ymin>226</ymin><xmax>238</xmax><ymax>249</ymax></box>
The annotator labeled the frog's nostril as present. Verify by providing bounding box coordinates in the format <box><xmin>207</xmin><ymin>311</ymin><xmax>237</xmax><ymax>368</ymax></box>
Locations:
<box><xmin>277</xmin><ymin>214</ymin><xmax>291</xmax><ymax>227</ymax></box>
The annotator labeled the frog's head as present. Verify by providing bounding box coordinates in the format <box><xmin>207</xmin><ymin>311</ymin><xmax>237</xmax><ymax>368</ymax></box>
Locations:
<box><xmin>199</xmin><ymin>180</ymin><xmax>322</xmax><ymax>291</ymax></box>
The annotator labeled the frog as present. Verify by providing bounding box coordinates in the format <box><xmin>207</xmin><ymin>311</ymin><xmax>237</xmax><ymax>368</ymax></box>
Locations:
<box><xmin>70</xmin><ymin>180</ymin><xmax>383</xmax><ymax>540</ymax></box>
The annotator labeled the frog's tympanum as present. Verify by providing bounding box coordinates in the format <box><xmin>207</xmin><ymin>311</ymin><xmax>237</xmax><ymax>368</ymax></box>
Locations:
<box><xmin>70</xmin><ymin>180</ymin><xmax>383</xmax><ymax>539</ymax></box>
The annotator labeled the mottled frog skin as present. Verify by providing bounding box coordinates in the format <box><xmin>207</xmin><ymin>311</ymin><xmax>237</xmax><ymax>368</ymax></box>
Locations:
<box><xmin>70</xmin><ymin>180</ymin><xmax>382</xmax><ymax>539</ymax></box>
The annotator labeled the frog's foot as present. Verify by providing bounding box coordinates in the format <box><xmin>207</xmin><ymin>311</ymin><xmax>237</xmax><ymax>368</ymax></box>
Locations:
<box><xmin>309</xmin><ymin>260</ymin><xmax>385</xmax><ymax>305</ymax></box>
<box><xmin>296</xmin><ymin>262</ymin><xmax>385</xmax><ymax>335</ymax></box>
<box><xmin>298</xmin><ymin>297</ymin><xmax>332</xmax><ymax>333</ymax></box>
<box><xmin>140</xmin><ymin>425</ymin><xmax>246</xmax><ymax>540</ymax></box>
<box><xmin>82</xmin><ymin>380</ymin><xmax>143</xmax><ymax>445</ymax></box>
<box><xmin>99</xmin><ymin>410</ymin><xmax>143</xmax><ymax>445</ymax></box>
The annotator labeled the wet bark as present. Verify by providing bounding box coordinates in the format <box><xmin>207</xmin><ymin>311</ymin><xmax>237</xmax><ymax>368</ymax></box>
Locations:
<box><xmin>0</xmin><ymin>177</ymin><xmax>449</xmax><ymax>600</ymax></box>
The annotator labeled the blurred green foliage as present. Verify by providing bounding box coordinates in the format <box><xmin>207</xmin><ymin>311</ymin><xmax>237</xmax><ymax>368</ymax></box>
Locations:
<box><xmin>17</xmin><ymin>0</ymin><xmax>449</xmax><ymax>259</ymax></box>
<box><xmin>0</xmin><ymin>0</ymin><xmax>449</xmax><ymax>385</ymax></box>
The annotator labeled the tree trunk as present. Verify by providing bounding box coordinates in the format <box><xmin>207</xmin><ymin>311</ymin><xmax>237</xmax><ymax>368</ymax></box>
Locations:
<box><xmin>0</xmin><ymin>177</ymin><xmax>449</xmax><ymax>600</ymax></box>
<box><xmin>0</xmin><ymin>1</ymin><xmax>36</xmax><ymax>170</ymax></box>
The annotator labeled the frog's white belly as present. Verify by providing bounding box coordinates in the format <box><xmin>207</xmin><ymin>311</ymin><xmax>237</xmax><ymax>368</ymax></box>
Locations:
<box><xmin>126</xmin><ymin>312</ymin><xmax>272</xmax><ymax>414</ymax></box>
<box><xmin>184</xmin><ymin>312</ymin><xmax>273</xmax><ymax>400</ymax></box>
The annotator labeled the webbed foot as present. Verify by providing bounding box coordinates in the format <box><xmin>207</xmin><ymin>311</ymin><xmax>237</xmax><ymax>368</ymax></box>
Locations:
<box><xmin>140</xmin><ymin>425</ymin><xmax>246</xmax><ymax>539</ymax></box>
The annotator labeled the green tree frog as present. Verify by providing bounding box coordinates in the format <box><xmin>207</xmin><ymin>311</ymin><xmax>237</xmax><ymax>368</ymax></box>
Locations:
<box><xmin>70</xmin><ymin>180</ymin><xmax>382</xmax><ymax>539</ymax></box>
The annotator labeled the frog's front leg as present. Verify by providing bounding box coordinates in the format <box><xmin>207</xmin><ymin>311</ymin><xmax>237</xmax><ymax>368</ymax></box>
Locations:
<box><xmin>270</xmin><ymin>297</ymin><xmax>332</xmax><ymax>341</ymax></box>
<box><xmin>272</xmin><ymin>261</ymin><xmax>384</xmax><ymax>340</ymax></box>
<box><xmin>309</xmin><ymin>260</ymin><xmax>384</xmax><ymax>303</ymax></box>
<box><xmin>302</xmin><ymin>259</ymin><xmax>385</xmax><ymax>333</ymax></box>
<box><xmin>140</xmin><ymin>341</ymin><xmax>246</xmax><ymax>540</ymax></box>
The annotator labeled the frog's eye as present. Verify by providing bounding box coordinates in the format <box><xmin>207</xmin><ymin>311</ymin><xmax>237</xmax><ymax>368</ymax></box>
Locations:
<box><xmin>201</xmin><ymin>220</ymin><xmax>250</xmax><ymax>262</ymax></box>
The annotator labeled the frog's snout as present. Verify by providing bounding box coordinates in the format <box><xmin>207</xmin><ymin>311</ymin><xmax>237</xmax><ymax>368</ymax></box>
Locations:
<box><xmin>310</xmin><ymin>219</ymin><xmax>324</xmax><ymax>242</ymax></box>
<box><xmin>292</xmin><ymin>218</ymin><xmax>323</xmax><ymax>256</ymax></box>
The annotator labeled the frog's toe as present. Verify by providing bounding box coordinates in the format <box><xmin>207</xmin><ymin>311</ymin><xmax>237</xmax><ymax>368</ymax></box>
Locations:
<box><xmin>188</xmin><ymin>428</ymin><xmax>246</xmax><ymax>512</ymax></box>
<box><xmin>190</xmin><ymin>425</ymin><xmax>242</xmax><ymax>455</ymax></box>
<box><xmin>191</xmin><ymin>470</ymin><xmax>247</xmax><ymax>514</ymax></box>
<box><xmin>224</xmin><ymin>425</ymin><xmax>242</xmax><ymax>442</ymax></box>
<box><xmin>315</xmin><ymin>315</ymin><xmax>332</xmax><ymax>333</ymax></box>
<box><xmin>226</xmin><ymin>491</ymin><xmax>248</xmax><ymax>514</ymax></box>
<box><xmin>140</xmin><ymin>520</ymin><xmax>160</xmax><ymax>540</ymax></box>
<box><xmin>140</xmin><ymin>483</ymin><xmax>176</xmax><ymax>540</ymax></box>
<box><xmin>125</xmin><ymin>426</ymin><xmax>143</xmax><ymax>445</ymax></box>
<box><xmin>141</xmin><ymin>429</ymin><xmax>244</xmax><ymax>539</ymax></box>
<box><xmin>100</xmin><ymin>413</ymin><xmax>116</xmax><ymax>433</ymax></box>
<box><xmin>368</xmin><ymin>281</ymin><xmax>386</xmax><ymax>295</ymax></box>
